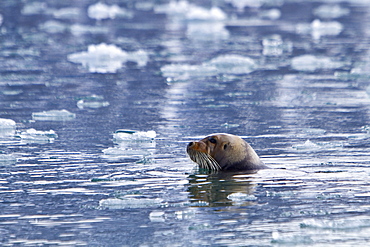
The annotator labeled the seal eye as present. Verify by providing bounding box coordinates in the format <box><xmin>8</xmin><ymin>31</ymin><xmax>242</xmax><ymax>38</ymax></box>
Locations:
<box><xmin>208</xmin><ymin>138</ymin><xmax>217</xmax><ymax>144</ymax></box>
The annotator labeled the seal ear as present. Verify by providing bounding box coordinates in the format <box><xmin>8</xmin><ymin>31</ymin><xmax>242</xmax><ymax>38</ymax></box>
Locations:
<box><xmin>223</xmin><ymin>142</ymin><xmax>229</xmax><ymax>150</ymax></box>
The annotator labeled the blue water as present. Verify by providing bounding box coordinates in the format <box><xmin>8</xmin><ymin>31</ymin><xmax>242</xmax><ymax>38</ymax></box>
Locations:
<box><xmin>1</xmin><ymin>0</ymin><xmax>370</xmax><ymax>246</ymax></box>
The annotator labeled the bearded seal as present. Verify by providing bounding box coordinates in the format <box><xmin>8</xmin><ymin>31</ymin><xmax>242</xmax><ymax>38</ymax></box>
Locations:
<box><xmin>187</xmin><ymin>133</ymin><xmax>267</xmax><ymax>171</ymax></box>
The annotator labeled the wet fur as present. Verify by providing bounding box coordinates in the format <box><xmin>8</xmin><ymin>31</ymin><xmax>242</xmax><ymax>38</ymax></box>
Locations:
<box><xmin>187</xmin><ymin>133</ymin><xmax>266</xmax><ymax>171</ymax></box>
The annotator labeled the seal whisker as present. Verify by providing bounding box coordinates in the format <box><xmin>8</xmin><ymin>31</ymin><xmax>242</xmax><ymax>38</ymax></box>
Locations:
<box><xmin>187</xmin><ymin>149</ymin><xmax>221</xmax><ymax>171</ymax></box>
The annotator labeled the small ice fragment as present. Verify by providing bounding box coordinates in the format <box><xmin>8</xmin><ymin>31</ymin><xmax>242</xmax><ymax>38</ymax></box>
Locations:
<box><xmin>161</xmin><ymin>64</ymin><xmax>217</xmax><ymax>80</ymax></box>
<box><xmin>87</xmin><ymin>2</ymin><xmax>133</xmax><ymax>21</ymax></box>
<box><xmin>32</xmin><ymin>109</ymin><xmax>76</xmax><ymax>121</ymax></box>
<box><xmin>292</xmin><ymin>140</ymin><xmax>320</xmax><ymax>150</ymax></box>
<box><xmin>21</xmin><ymin>2</ymin><xmax>47</xmax><ymax>15</ymax></box>
<box><xmin>0</xmin><ymin>14</ymin><xmax>3</xmax><ymax>26</ymax></box>
<box><xmin>227</xmin><ymin>192</ymin><xmax>257</xmax><ymax>201</ymax></box>
<box><xmin>99</xmin><ymin>198</ymin><xmax>163</xmax><ymax>209</ymax></box>
<box><xmin>0</xmin><ymin>118</ymin><xmax>16</xmax><ymax>137</ymax></box>
<box><xmin>16</xmin><ymin>128</ymin><xmax>57</xmax><ymax>143</ymax></box>
<box><xmin>114</xmin><ymin>130</ymin><xmax>156</xmax><ymax>142</ymax></box>
<box><xmin>225</xmin><ymin>0</ymin><xmax>263</xmax><ymax>10</ymax></box>
<box><xmin>52</xmin><ymin>7</ymin><xmax>81</xmax><ymax>19</ymax></box>
<box><xmin>67</xmin><ymin>43</ymin><xmax>148</xmax><ymax>73</ymax></box>
<box><xmin>260</xmin><ymin>9</ymin><xmax>281</xmax><ymax>20</ymax></box>
<box><xmin>187</xmin><ymin>22</ymin><xmax>229</xmax><ymax>40</ymax></box>
<box><xmin>77</xmin><ymin>95</ymin><xmax>109</xmax><ymax>109</ymax></box>
<box><xmin>0</xmin><ymin>154</ymin><xmax>16</xmax><ymax>165</ymax></box>
<box><xmin>314</xmin><ymin>4</ymin><xmax>349</xmax><ymax>19</ymax></box>
<box><xmin>39</xmin><ymin>20</ymin><xmax>67</xmax><ymax>33</ymax></box>
<box><xmin>297</xmin><ymin>19</ymin><xmax>343</xmax><ymax>39</ymax></box>
<box><xmin>70</xmin><ymin>24</ymin><xmax>109</xmax><ymax>36</ymax></box>
<box><xmin>1</xmin><ymin>89</ymin><xmax>23</xmax><ymax>95</ymax></box>
<box><xmin>154</xmin><ymin>1</ymin><xmax>226</xmax><ymax>21</ymax></box>
<box><xmin>149</xmin><ymin>211</ymin><xmax>165</xmax><ymax>222</ymax></box>
<box><xmin>291</xmin><ymin>55</ymin><xmax>343</xmax><ymax>72</ymax></box>
<box><xmin>206</xmin><ymin>54</ymin><xmax>256</xmax><ymax>75</ymax></box>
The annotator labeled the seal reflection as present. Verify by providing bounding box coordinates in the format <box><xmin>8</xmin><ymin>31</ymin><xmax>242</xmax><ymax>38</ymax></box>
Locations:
<box><xmin>187</xmin><ymin>171</ymin><xmax>258</xmax><ymax>207</ymax></box>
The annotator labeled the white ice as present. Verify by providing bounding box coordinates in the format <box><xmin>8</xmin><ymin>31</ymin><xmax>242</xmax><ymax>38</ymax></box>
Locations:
<box><xmin>296</xmin><ymin>19</ymin><xmax>343</xmax><ymax>39</ymax></box>
<box><xmin>87</xmin><ymin>2</ymin><xmax>133</xmax><ymax>21</ymax></box>
<box><xmin>154</xmin><ymin>1</ymin><xmax>226</xmax><ymax>21</ymax></box>
<box><xmin>0</xmin><ymin>118</ymin><xmax>16</xmax><ymax>137</ymax></box>
<box><xmin>314</xmin><ymin>4</ymin><xmax>350</xmax><ymax>19</ymax></box>
<box><xmin>161</xmin><ymin>54</ymin><xmax>256</xmax><ymax>80</ymax></box>
<box><xmin>225</xmin><ymin>0</ymin><xmax>264</xmax><ymax>10</ymax></box>
<box><xmin>99</xmin><ymin>198</ymin><xmax>163</xmax><ymax>209</ymax></box>
<box><xmin>291</xmin><ymin>54</ymin><xmax>343</xmax><ymax>72</ymax></box>
<box><xmin>67</xmin><ymin>43</ymin><xmax>149</xmax><ymax>73</ymax></box>
<box><xmin>16</xmin><ymin>128</ymin><xmax>57</xmax><ymax>144</ymax></box>
<box><xmin>77</xmin><ymin>95</ymin><xmax>109</xmax><ymax>109</ymax></box>
<box><xmin>114</xmin><ymin>130</ymin><xmax>156</xmax><ymax>142</ymax></box>
<box><xmin>32</xmin><ymin>109</ymin><xmax>76</xmax><ymax>121</ymax></box>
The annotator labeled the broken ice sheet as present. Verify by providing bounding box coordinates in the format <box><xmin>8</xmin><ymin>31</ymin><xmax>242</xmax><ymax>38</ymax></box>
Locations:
<box><xmin>154</xmin><ymin>1</ymin><xmax>226</xmax><ymax>21</ymax></box>
<box><xmin>32</xmin><ymin>109</ymin><xmax>76</xmax><ymax>121</ymax></box>
<box><xmin>291</xmin><ymin>55</ymin><xmax>344</xmax><ymax>72</ymax></box>
<box><xmin>77</xmin><ymin>95</ymin><xmax>109</xmax><ymax>109</ymax></box>
<box><xmin>161</xmin><ymin>54</ymin><xmax>257</xmax><ymax>80</ymax></box>
<box><xmin>0</xmin><ymin>118</ymin><xmax>16</xmax><ymax>137</ymax></box>
<box><xmin>87</xmin><ymin>2</ymin><xmax>133</xmax><ymax>21</ymax></box>
<box><xmin>16</xmin><ymin>128</ymin><xmax>57</xmax><ymax>144</ymax></box>
<box><xmin>114</xmin><ymin>130</ymin><xmax>156</xmax><ymax>141</ymax></box>
<box><xmin>67</xmin><ymin>43</ymin><xmax>149</xmax><ymax>73</ymax></box>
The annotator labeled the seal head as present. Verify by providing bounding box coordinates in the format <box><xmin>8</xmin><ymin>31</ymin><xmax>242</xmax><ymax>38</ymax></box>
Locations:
<box><xmin>187</xmin><ymin>133</ymin><xmax>267</xmax><ymax>171</ymax></box>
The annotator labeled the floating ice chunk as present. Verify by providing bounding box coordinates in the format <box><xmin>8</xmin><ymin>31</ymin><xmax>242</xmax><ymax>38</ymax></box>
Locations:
<box><xmin>161</xmin><ymin>54</ymin><xmax>256</xmax><ymax>80</ymax></box>
<box><xmin>114</xmin><ymin>129</ymin><xmax>156</xmax><ymax>142</ymax></box>
<box><xmin>271</xmin><ymin>231</ymin><xmax>313</xmax><ymax>245</ymax></box>
<box><xmin>70</xmin><ymin>24</ymin><xmax>109</xmax><ymax>36</ymax></box>
<box><xmin>155</xmin><ymin>1</ymin><xmax>226</xmax><ymax>21</ymax></box>
<box><xmin>291</xmin><ymin>55</ymin><xmax>343</xmax><ymax>72</ymax></box>
<box><xmin>260</xmin><ymin>8</ymin><xmax>281</xmax><ymax>20</ymax></box>
<box><xmin>67</xmin><ymin>43</ymin><xmax>149</xmax><ymax>73</ymax></box>
<box><xmin>52</xmin><ymin>7</ymin><xmax>81</xmax><ymax>19</ymax></box>
<box><xmin>205</xmin><ymin>55</ymin><xmax>257</xmax><ymax>75</ymax></box>
<box><xmin>225</xmin><ymin>0</ymin><xmax>264</xmax><ymax>10</ymax></box>
<box><xmin>32</xmin><ymin>109</ymin><xmax>76</xmax><ymax>121</ymax></box>
<box><xmin>292</xmin><ymin>140</ymin><xmax>320</xmax><ymax>150</ymax></box>
<box><xmin>0</xmin><ymin>154</ymin><xmax>16</xmax><ymax>165</ymax></box>
<box><xmin>99</xmin><ymin>198</ymin><xmax>163</xmax><ymax>209</ymax></box>
<box><xmin>227</xmin><ymin>192</ymin><xmax>257</xmax><ymax>201</ymax></box>
<box><xmin>1</xmin><ymin>89</ymin><xmax>23</xmax><ymax>96</ymax></box>
<box><xmin>87</xmin><ymin>2</ymin><xmax>133</xmax><ymax>21</ymax></box>
<box><xmin>77</xmin><ymin>95</ymin><xmax>109</xmax><ymax>109</ymax></box>
<box><xmin>16</xmin><ymin>128</ymin><xmax>57</xmax><ymax>144</ymax></box>
<box><xmin>39</xmin><ymin>20</ymin><xmax>67</xmax><ymax>33</ymax></box>
<box><xmin>297</xmin><ymin>19</ymin><xmax>343</xmax><ymax>39</ymax></box>
<box><xmin>161</xmin><ymin>64</ymin><xmax>218</xmax><ymax>80</ymax></box>
<box><xmin>263</xmin><ymin>34</ymin><xmax>293</xmax><ymax>56</ymax></box>
<box><xmin>0</xmin><ymin>118</ymin><xmax>16</xmax><ymax>137</ymax></box>
<box><xmin>187</xmin><ymin>22</ymin><xmax>229</xmax><ymax>40</ymax></box>
<box><xmin>314</xmin><ymin>4</ymin><xmax>349</xmax><ymax>19</ymax></box>
<box><xmin>149</xmin><ymin>211</ymin><xmax>165</xmax><ymax>222</ymax></box>
<box><xmin>0</xmin><ymin>14</ymin><xmax>3</xmax><ymax>26</ymax></box>
<box><xmin>21</xmin><ymin>2</ymin><xmax>47</xmax><ymax>15</ymax></box>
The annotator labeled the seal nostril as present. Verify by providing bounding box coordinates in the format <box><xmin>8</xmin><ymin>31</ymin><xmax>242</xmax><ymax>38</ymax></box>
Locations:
<box><xmin>188</xmin><ymin>142</ymin><xmax>194</xmax><ymax>147</ymax></box>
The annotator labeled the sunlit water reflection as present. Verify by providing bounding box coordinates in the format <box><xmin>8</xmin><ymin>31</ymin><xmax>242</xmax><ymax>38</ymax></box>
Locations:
<box><xmin>1</xmin><ymin>0</ymin><xmax>370</xmax><ymax>246</ymax></box>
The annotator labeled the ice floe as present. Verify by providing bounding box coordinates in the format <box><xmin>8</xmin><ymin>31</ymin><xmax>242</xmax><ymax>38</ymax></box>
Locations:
<box><xmin>296</xmin><ymin>19</ymin><xmax>343</xmax><ymax>39</ymax></box>
<box><xmin>154</xmin><ymin>1</ymin><xmax>226</xmax><ymax>21</ymax></box>
<box><xmin>87</xmin><ymin>2</ymin><xmax>133</xmax><ymax>21</ymax></box>
<box><xmin>225</xmin><ymin>0</ymin><xmax>264</xmax><ymax>10</ymax></box>
<box><xmin>16</xmin><ymin>128</ymin><xmax>57</xmax><ymax>144</ymax></box>
<box><xmin>262</xmin><ymin>34</ymin><xmax>292</xmax><ymax>56</ymax></box>
<box><xmin>102</xmin><ymin>130</ymin><xmax>156</xmax><ymax>160</ymax></box>
<box><xmin>291</xmin><ymin>55</ymin><xmax>344</xmax><ymax>72</ymax></box>
<box><xmin>161</xmin><ymin>54</ymin><xmax>257</xmax><ymax>80</ymax></box>
<box><xmin>0</xmin><ymin>154</ymin><xmax>17</xmax><ymax>165</ymax></box>
<box><xmin>314</xmin><ymin>4</ymin><xmax>349</xmax><ymax>19</ymax></box>
<box><xmin>99</xmin><ymin>198</ymin><xmax>163</xmax><ymax>209</ymax></box>
<box><xmin>77</xmin><ymin>95</ymin><xmax>109</xmax><ymax>109</ymax></box>
<box><xmin>67</xmin><ymin>43</ymin><xmax>149</xmax><ymax>73</ymax></box>
<box><xmin>0</xmin><ymin>118</ymin><xmax>16</xmax><ymax>137</ymax></box>
<box><xmin>32</xmin><ymin>109</ymin><xmax>76</xmax><ymax>121</ymax></box>
<box><xmin>113</xmin><ymin>130</ymin><xmax>156</xmax><ymax>142</ymax></box>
